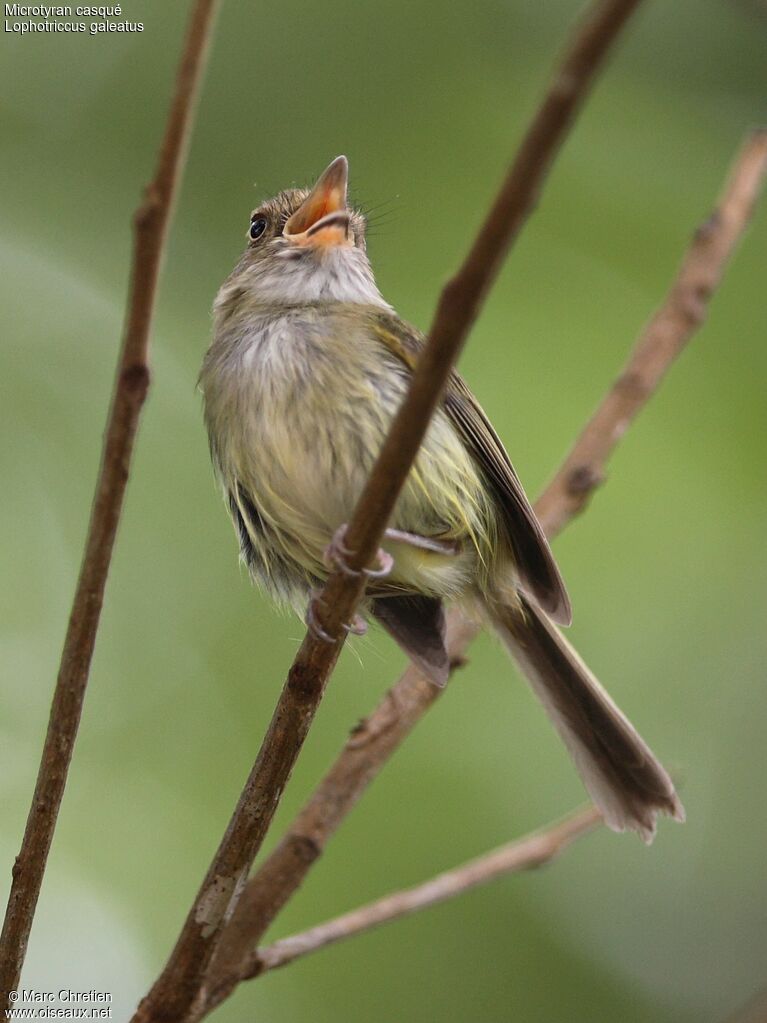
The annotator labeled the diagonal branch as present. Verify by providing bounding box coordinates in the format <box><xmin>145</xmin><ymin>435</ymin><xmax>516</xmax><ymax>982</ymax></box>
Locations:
<box><xmin>723</xmin><ymin>986</ymin><xmax>767</xmax><ymax>1023</ymax></box>
<box><xmin>133</xmin><ymin>1</ymin><xmax>644</xmax><ymax>1018</ymax></box>
<box><xmin>250</xmin><ymin>806</ymin><xmax>602</xmax><ymax>978</ymax></box>
<box><xmin>204</xmin><ymin>614</ymin><xmax>475</xmax><ymax>1005</ymax></box>
<box><xmin>534</xmin><ymin>127</ymin><xmax>767</xmax><ymax>538</ymax></box>
<box><xmin>203</xmin><ymin>127</ymin><xmax>767</xmax><ymax>1006</ymax></box>
<box><xmin>0</xmin><ymin>0</ymin><xmax>220</xmax><ymax>1011</ymax></box>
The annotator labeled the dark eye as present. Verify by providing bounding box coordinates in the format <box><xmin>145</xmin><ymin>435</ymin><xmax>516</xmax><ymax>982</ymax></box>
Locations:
<box><xmin>249</xmin><ymin>217</ymin><xmax>267</xmax><ymax>241</ymax></box>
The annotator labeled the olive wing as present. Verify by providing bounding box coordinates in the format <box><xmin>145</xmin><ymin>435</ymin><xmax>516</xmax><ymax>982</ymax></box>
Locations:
<box><xmin>369</xmin><ymin>310</ymin><xmax>571</xmax><ymax>625</ymax></box>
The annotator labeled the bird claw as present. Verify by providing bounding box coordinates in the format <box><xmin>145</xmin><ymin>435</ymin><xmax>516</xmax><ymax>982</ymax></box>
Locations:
<box><xmin>312</xmin><ymin>522</ymin><xmax>443</xmax><ymax>642</ymax></box>
<box><xmin>342</xmin><ymin>613</ymin><xmax>368</xmax><ymax>637</ymax></box>
<box><xmin>323</xmin><ymin>524</ymin><xmax>394</xmax><ymax>579</ymax></box>
<box><xmin>306</xmin><ymin>593</ymin><xmax>336</xmax><ymax>644</ymax></box>
<box><xmin>323</xmin><ymin>524</ymin><xmax>355</xmax><ymax>572</ymax></box>
<box><xmin>323</xmin><ymin>525</ymin><xmax>360</xmax><ymax>576</ymax></box>
<box><xmin>306</xmin><ymin>593</ymin><xmax>369</xmax><ymax>643</ymax></box>
<box><xmin>363</xmin><ymin>549</ymin><xmax>394</xmax><ymax>578</ymax></box>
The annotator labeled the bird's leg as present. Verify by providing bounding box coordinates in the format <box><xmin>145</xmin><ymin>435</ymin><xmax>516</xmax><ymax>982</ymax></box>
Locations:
<box><xmin>308</xmin><ymin>524</ymin><xmax>398</xmax><ymax>642</ymax></box>
<box><xmin>312</xmin><ymin>525</ymin><xmax>454</xmax><ymax>643</ymax></box>
<box><xmin>324</xmin><ymin>524</ymin><xmax>456</xmax><ymax>578</ymax></box>
<box><xmin>382</xmin><ymin>528</ymin><xmax>458</xmax><ymax>557</ymax></box>
<box><xmin>323</xmin><ymin>524</ymin><xmax>394</xmax><ymax>579</ymax></box>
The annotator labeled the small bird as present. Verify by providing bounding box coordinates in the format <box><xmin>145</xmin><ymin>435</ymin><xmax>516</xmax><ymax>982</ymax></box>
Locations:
<box><xmin>201</xmin><ymin>156</ymin><xmax>684</xmax><ymax>842</ymax></box>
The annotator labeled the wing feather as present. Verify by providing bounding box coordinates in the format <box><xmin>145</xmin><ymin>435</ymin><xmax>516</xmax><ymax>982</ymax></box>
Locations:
<box><xmin>369</xmin><ymin>310</ymin><xmax>571</xmax><ymax>625</ymax></box>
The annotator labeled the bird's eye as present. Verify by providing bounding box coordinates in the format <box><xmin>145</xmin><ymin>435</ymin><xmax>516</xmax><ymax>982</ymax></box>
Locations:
<box><xmin>249</xmin><ymin>217</ymin><xmax>267</xmax><ymax>241</ymax></box>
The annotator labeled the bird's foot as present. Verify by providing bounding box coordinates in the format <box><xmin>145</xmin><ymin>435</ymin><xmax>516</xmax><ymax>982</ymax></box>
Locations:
<box><xmin>306</xmin><ymin>592</ymin><xmax>335</xmax><ymax>643</ymax></box>
<box><xmin>343</xmin><ymin>613</ymin><xmax>368</xmax><ymax>637</ymax></box>
<box><xmin>323</xmin><ymin>524</ymin><xmax>394</xmax><ymax>579</ymax></box>
<box><xmin>306</xmin><ymin>591</ymin><xmax>369</xmax><ymax>643</ymax></box>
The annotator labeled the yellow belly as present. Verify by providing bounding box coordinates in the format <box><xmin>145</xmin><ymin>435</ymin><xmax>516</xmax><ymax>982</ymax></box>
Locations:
<box><xmin>202</xmin><ymin>305</ymin><xmax>499</xmax><ymax>605</ymax></box>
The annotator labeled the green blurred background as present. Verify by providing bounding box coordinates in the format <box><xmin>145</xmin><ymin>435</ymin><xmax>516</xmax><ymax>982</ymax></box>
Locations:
<box><xmin>2</xmin><ymin>1</ymin><xmax>766</xmax><ymax>1019</ymax></box>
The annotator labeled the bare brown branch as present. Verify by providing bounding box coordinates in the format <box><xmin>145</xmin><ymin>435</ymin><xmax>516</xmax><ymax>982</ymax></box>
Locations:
<box><xmin>0</xmin><ymin>0</ymin><xmax>219</xmax><ymax>1012</ymax></box>
<box><xmin>202</xmin><ymin>128</ymin><xmax>767</xmax><ymax>1008</ymax></box>
<box><xmin>535</xmin><ymin>128</ymin><xmax>767</xmax><ymax>538</ymax></box>
<box><xmin>203</xmin><ymin>614</ymin><xmax>475</xmax><ymax>1008</ymax></box>
<box><xmin>250</xmin><ymin>806</ymin><xmax>602</xmax><ymax>978</ymax></box>
<box><xmin>133</xmin><ymin>2</ymin><xmax>644</xmax><ymax>1019</ymax></box>
<box><xmin>336</xmin><ymin>0</ymin><xmax>643</xmax><ymax>573</ymax></box>
<box><xmin>723</xmin><ymin>986</ymin><xmax>767</xmax><ymax>1023</ymax></box>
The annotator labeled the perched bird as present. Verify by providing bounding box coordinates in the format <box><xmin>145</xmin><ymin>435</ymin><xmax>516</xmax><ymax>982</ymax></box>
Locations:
<box><xmin>201</xmin><ymin>156</ymin><xmax>684</xmax><ymax>842</ymax></box>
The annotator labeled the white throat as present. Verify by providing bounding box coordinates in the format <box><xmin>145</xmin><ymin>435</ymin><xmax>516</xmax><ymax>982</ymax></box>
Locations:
<box><xmin>244</xmin><ymin>246</ymin><xmax>392</xmax><ymax>309</ymax></box>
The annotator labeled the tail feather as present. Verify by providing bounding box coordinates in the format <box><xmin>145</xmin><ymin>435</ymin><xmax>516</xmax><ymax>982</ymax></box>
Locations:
<box><xmin>371</xmin><ymin>594</ymin><xmax>450</xmax><ymax>688</ymax></box>
<box><xmin>488</xmin><ymin>594</ymin><xmax>684</xmax><ymax>842</ymax></box>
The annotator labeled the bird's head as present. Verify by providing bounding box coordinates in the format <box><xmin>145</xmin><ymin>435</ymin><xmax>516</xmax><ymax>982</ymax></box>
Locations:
<box><xmin>224</xmin><ymin>156</ymin><xmax>389</xmax><ymax>309</ymax></box>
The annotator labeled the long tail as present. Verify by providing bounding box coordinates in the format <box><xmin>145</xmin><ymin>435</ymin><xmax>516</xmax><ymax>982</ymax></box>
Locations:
<box><xmin>487</xmin><ymin>593</ymin><xmax>684</xmax><ymax>842</ymax></box>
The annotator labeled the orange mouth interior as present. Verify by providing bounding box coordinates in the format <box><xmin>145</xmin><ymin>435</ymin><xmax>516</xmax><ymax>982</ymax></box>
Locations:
<box><xmin>285</xmin><ymin>156</ymin><xmax>349</xmax><ymax>238</ymax></box>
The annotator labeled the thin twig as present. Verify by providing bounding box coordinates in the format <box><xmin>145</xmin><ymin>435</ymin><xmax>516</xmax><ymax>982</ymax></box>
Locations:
<box><xmin>203</xmin><ymin>128</ymin><xmax>767</xmax><ymax>1006</ymax></box>
<box><xmin>723</xmin><ymin>986</ymin><xmax>767</xmax><ymax>1023</ymax></box>
<box><xmin>535</xmin><ymin>128</ymin><xmax>767</xmax><ymax>538</ymax></box>
<box><xmin>133</xmin><ymin>2</ymin><xmax>643</xmax><ymax>1019</ymax></box>
<box><xmin>333</xmin><ymin>0</ymin><xmax>644</xmax><ymax>578</ymax></box>
<box><xmin>251</xmin><ymin>806</ymin><xmax>602</xmax><ymax>977</ymax></box>
<box><xmin>204</xmin><ymin>613</ymin><xmax>476</xmax><ymax>1005</ymax></box>
<box><xmin>0</xmin><ymin>1</ymin><xmax>219</xmax><ymax>1011</ymax></box>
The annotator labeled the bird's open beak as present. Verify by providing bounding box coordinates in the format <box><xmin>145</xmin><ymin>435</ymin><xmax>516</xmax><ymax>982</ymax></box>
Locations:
<box><xmin>284</xmin><ymin>155</ymin><xmax>351</xmax><ymax>248</ymax></box>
